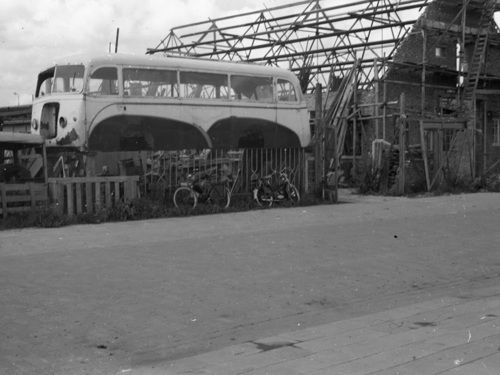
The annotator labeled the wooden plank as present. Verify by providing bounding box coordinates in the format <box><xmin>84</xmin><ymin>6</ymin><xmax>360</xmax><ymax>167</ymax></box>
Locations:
<box><xmin>419</xmin><ymin>120</ymin><xmax>432</xmax><ymax>191</ymax></box>
<box><xmin>3</xmin><ymin>195</ymin><xmax>31</xmax><ymax>204</ymax></box>
<box><xmin>85</xmin><ymin>182</ymin><xmax>93</xmax><ymax>214</ymax></box>
<box><xmin>33</xmin><ymin>184</ymin><xmax>47</xmax><ymax>202</ymax></box>
<box><xmin>124</xmin><ymin>181</ymin><xmax>131</xmax><ymax>201</ymax></box>
<box><xmin>114</xmin><ymin>181</ymin><xmax>120</xmax><ymax>204</ymax></box>
<box><xmin>95</xmin><ymin>182</ymin><xmax>101</xmax><ymax>211</ymax></box>
<box><xmin>2</xmin><ymin>183</ymin><xmax>30</xmax><ymax>191</ymax></box>
<box><xmin>421</xmin><ymin>120</ymin><xmax>466</xmax><ymax>130</ymax></box>
<box><xmin>399</xmin><ymin>93</ymin><xmax>407</xmax><ymax>195</ymax></box>
<box><xmin>1</xmin><ymin>185</ymin><xmax>6</xmax><ymax>219</ymax></box>
<box><xmin>75</xmin><ymin>183</ymin><xmax>83</xmax><ymax>214</ymax></box>
<box><xmin>105</xmin><ymin>182</ymin><xmax>112</xmax><ymax>208</ymax></box>
<box><xmin>48</xmin><ymin>176</ymin><xmax>140</xmax><ymax>184</ymax></box>
<box><xmin>48</xmin><ymin>182</ymin><xmax>64</xmax><ymax>216</ymax></box>
<box><xmin>66</xmin><ymin>183</ymin><xmax>74</xmax><ymax>217</ymax></box>
<box><xmin>30</xmin><ymin>182</ymin><xmax>37</xmax><ymax>207</ymax></box>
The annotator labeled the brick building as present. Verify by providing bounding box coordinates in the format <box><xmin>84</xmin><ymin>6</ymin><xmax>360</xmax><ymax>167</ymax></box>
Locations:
<box><xmin>357</xmin><ymin>0</ymin><xmax>500</xmax><ymax>190</ymax></box>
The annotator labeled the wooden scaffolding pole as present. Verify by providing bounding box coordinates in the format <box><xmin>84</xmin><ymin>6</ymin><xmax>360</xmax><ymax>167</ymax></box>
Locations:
<box><xmin>352</xmin><ymin>64</ymin><xmax>358</xmax><ymax>179</ymax></box>
<box><xmin>420</xmin><ymin>29</ymin><xmax>431</xmax><ymax>191</ymax></box>
<box><xmin>399</xmin><ymin>93</ymin><xmax>406</xmax><ymax>195</ymax></box>
<box><xmin>374</xmin><ymin>58</ymin><xmax>380</xmax><ymax>139</ymax></box>
<box><xmin>315</xmin><ymin>83</ymin><xmax>323</xmax><ymax>191</ymax></box>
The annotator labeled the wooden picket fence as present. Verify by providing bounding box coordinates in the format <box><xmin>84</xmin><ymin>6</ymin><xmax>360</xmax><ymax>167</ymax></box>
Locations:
<box><xmin>0</xmin><ymin>182</ymin><xmax>48</xmax><ymax>219</ymax></box>
<box><xmin>48</xmin><ymin>176</ymin><xmax>140</xmax><ymax>217</ymax></box>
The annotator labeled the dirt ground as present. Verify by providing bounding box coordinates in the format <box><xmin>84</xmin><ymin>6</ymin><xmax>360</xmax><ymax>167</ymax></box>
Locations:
<box><xmin>1</xmin><ymin>190</ymin><xmax>499</xmax><ymax>375</ymax></box>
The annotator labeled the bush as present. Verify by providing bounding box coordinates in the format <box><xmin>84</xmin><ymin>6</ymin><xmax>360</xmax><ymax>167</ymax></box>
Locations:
<box><xmin>0</xmin><ymin>204</ymin><xmax>66</xmax><ymax>230</ymax></box>
<box><xmin>470</xmin><ymin>173</ymin><xmax>500</xmax><ymax>192</ymax></box>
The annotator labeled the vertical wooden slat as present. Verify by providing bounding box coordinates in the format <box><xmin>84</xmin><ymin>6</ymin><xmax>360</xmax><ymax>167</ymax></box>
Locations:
<box><xmin>29</xmin><ymin>182</ymin><xmax>36</xmax><ymax>207</ymax></box>
<box><xmin>49</xmin><ymin>182</ymin><xmax>65</xmax><ymax>216</ymax></box>
<box><xmin>85</xmin><ymin>182</ymin><xmax>93</xmax><ymax>214</ymax></box>
<box><xmin>114</xmin><ymin>181</ymin><xmax>120</xmax><ymax>204</ymax></box>
<box><xmin>124</xmin><ymin>181</ymin><xmax>132</xmax><ymax>201</ymax></box>
<box><xmin>75</xmin><ymin>183</ymin><xmax>83</xmax><ymax>214</ymax></box>
<box><xmin>105</xmin><ymin>182</ymin><xmax>112</xmax><ymax>208</ymax></box>
<box><xmin>95</xmin><ymin>182</ymin><xmax>101</xmax><ymax>212</ymax></box>
<box><xmin>66</xmin><ymin>183</ymin><xmax>74</xmax><ymax>217</ymax></box>
<box><xmin>1</xmin><ymin>185</ymin><xmax>6</xmax><ymax>219</ymax></box>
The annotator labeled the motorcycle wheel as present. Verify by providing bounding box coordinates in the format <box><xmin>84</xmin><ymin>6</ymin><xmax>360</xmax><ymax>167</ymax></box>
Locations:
<box><xmin>253</xmin><ymin>188</ymin><xmax>273</xmax><ymax>207</ymax></box>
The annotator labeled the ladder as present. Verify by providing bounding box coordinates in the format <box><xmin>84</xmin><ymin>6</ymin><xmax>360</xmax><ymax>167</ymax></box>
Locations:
<box><xmin>462</xmin><ymin>0</ymin><xmax>495</xmax><ymax>104</ymax></box>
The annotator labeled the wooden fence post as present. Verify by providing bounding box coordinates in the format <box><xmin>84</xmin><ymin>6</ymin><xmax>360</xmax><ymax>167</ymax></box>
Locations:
<box><xmin>48</xmin><ymin>181</ymin><xmax>65</xmax><ymax>216</ymax></box>
<box><xmin>1</xmin><ymin>185</ymin><xmax>6</xmax><ymax>219</ymax></box>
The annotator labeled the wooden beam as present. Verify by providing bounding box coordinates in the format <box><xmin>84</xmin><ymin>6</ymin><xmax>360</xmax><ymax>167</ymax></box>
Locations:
<box><xmin>421</xmin><ymin>121</ymin><xmax>466</xmax><ymax>130</ymax></box>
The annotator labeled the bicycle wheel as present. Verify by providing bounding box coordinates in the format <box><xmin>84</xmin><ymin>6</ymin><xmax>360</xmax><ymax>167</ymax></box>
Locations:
<box><xmin>209</xmin><ymin>184</ymin><xmax>230</xmax><ymax>208</ymax></box>
<box><xmin>173</xmin><ymin>187</ymin><xmax>197</xmax><ymax>209</ymax></box>
<box><xmin>287</xmin><ymin>184</ymin><xmax>300</xmax><ymax>204</ymax></box>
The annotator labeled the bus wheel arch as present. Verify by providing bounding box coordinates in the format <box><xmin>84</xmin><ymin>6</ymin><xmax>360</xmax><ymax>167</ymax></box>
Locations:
<box><xmin>208</xmin><ymin>117</ymin><xmax>302</xmax><ymax>149</ymax></box>
<box><xmin>88</xmin><ymin>115</ymin><xmax>212</xmax><ymax>151</ymax></box>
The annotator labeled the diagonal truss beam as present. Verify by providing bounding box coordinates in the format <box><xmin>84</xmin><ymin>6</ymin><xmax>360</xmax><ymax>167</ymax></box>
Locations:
<box><xmin>147</xmin><ymin>0</ymin><xmax>431</xmax><ymax>92</ymax></box>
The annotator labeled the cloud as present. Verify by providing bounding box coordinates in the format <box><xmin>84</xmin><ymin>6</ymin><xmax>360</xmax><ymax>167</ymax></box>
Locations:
<box><xmin>0</xmin><ymin>0</ymin><xmax>291</xmax><ymax>107</ymax></box>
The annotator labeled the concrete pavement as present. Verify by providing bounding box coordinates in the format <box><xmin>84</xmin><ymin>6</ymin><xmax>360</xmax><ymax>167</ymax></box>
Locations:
<box><xmin>2</xmin><ymin>191</ymin><xmax>500</xmax><ymax>375</ymax></box>
<box><xmin>118</xmin><ymin>284</ymin><xmax>500</xmax><ymax>374</ymax></box>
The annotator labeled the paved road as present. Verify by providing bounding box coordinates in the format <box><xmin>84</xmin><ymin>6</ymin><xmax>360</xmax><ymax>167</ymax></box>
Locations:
<box><xmin>0</xmin><ymin>192</ymin><xmax>499</xmax><ymax>374</ymax></box>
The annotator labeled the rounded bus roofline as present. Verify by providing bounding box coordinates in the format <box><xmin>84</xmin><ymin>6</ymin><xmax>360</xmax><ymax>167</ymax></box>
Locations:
<box><xmin>32</xmin><ymin>52</ymin><xmax>311</xmax><ymax>152</ymax></box>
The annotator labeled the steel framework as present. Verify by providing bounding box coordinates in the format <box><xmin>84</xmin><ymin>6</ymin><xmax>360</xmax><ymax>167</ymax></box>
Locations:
<box><xmin>147</xmin><ymin>0</ymin><xmax>430</xmax><ymax>93</ymax></box>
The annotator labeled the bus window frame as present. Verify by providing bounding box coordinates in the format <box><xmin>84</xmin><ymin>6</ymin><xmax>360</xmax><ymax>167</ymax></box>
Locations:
<box><xmin>35</xmin><ymin>67</ymin><xmax>56</xmax><ymax>98</ymax></box>
<box><xmin>178</xmin><ymin>70</ymin><xmax>230</xmax><ymax>100</ymax></box>
<box><xmin>229</xmin><ymin>74</ymin><xmax>275</xmax><ymax>102</ymax></box>
<box><xmin>52</xmin><ymin>64</ymin><xmax>85</xmax><ymax>94</ymax></box>
<box><xmin>276</xmin><ymin>78</ymin><xmax>299</xmax><ymax>103</ymax></box>
<box><xmin>122</xmin><ymin>66</ymin><xmax>180</xmax><ymax>98</ymax></box>
<box><xmin>87</xmin><ymin>65</ymin><xmax>120</xmax><ymax>97</ymax></box>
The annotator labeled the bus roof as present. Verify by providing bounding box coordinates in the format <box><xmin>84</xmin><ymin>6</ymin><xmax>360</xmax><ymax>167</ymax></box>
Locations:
<box><xmin>44</xmin><ymin>53</ymin><xmax>298</xmax><ymax>80</ymax></box>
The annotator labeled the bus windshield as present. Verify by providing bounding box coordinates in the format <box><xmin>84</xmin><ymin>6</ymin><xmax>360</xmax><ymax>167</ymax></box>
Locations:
<box><xmin>52</xmin><ymin>64</ymin><xmax>85</xmax><ymax>93</ymax></box>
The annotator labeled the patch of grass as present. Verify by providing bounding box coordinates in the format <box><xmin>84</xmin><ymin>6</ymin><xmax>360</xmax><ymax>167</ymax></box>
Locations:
<box><xmin>0</xmin><ymin>204</ymin><xmax>66</xmax><ymax>230</ymax></box>
<box><xmin>0</xmin><ymin>191</ymin><xmax>331</xmax><ymax>231</ymax></box>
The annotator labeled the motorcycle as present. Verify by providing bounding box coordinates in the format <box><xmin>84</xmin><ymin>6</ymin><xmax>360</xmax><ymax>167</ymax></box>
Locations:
<box><xmin>251</xmin><ymin>167</ymin><xmax>300</xmax><ymax>206</ymax></box>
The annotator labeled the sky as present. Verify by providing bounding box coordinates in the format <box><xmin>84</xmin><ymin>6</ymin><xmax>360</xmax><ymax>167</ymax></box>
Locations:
<box><xmin>1</xmin><ymin>1</ymin><xmax>498</xmax><ymax>108</ymax></box>
<box><xmin>0</xmin><ymin>0</ymin><xmax>292</xmax><ymax>107</ymax></box>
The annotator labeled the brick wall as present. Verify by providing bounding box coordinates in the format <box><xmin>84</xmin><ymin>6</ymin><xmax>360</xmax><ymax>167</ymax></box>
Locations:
<box><xmin>358</xmin><ymin>0</ymin><xmax>500</xmax><ymax>184</ymax></box>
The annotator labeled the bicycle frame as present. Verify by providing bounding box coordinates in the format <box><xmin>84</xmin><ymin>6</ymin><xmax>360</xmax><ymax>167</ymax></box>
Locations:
<box><xmin>173</xmin><ymin>167</ymin><xmax>232</xmax><ymax>209</ymax></box>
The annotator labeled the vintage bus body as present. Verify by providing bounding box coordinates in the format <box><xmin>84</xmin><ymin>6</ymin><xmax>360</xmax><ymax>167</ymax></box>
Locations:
<box><xmin>31</xmin><ymin>53</ymin><xmax>311</xmax><ymax>152</ymax></box>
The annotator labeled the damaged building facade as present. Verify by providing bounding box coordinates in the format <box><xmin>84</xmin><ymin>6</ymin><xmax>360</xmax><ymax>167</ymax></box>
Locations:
<box><xmin>356</xmin><ymin>0</ymin><xmax>500</xmax><ymax>192</ymax></box>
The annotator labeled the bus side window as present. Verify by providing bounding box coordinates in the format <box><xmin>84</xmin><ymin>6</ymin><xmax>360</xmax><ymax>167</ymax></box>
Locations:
<box><xmin>179</xmin><ymin>71</ymin><xmax>228</xmax><ymax>99</ymax></box>
<box><xmin>277</xmin><ymin>79</ymin><xmax>298</xmax><ymax>102</ymax></box>
<box><xmin>89</xmin><ymin>67</ymin><xmax>118</xmax><ymax>95</ymax></box>
<box><xmin>231</xmin><ymin>75</ymin><xmax>273</xmax><ymax>102</ymax></box>
<box><xmin>123</xmin><ymin>68</ymin><xmax>177</xmax><ymax>98</ymax></box>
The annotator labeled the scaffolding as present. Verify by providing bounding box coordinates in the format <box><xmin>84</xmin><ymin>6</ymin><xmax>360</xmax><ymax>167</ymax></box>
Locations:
<box><xmin>148</xmin><ymin>0</ymin><xmax>430</xmax><ymax>93</ymax></box>
<box><xmin>148</xmin><ymin>0</ymin><xmax>500</xmax><ymax>194</ymax></box>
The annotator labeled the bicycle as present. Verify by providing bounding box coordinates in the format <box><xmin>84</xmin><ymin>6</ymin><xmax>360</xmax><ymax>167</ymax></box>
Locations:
<box><xmin>251</xmin><ymin>167</ymin><xmax>300</xmax><ymax>206</ymax></box>
<box><xmin>173</xmin><ymin>167</ymin><xmax>238</xmax><ymax>209</ymax></box>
